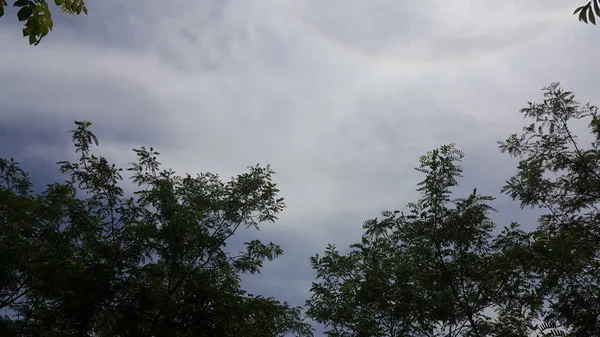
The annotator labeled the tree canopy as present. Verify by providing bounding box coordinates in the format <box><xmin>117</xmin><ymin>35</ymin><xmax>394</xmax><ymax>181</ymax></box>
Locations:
<box><xmin>1</xmin><ymin>81</ymin><xmax>599</xmax><ymax>337</ymax></box>
<box><xmin>498</xmin><ymin>82</ymin><xmax>600</xmax><ymax>336</ymax></box>
<box><xmin>0</xmin><ymin>121</ymin><xmax>314</xmax><ymax>336</ymax></box>
<box><xmin>306</xmin><ymin>144</ymin><xmax>544</xmax><ymax>337</ymax></box>
<box><xmin>307</xmin><ymin>83</ymin><xmax>600</xmax><ymax>337</ymax></box>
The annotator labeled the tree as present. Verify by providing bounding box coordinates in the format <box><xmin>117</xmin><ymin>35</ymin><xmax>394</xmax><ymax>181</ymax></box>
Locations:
<box><xmin>0</xmin><ymin>121</ymin><xmax>313</xmax><ymax>336</ymax></box>
<box><xmin>499</xmin><ymin>82</ymin><xmax>600</xmax><ymax>336</ymax></box>
<box><xmin>306</xmin><ymin>144</ymin><xmax>544</xmax><ymax>337</ymax></box>
<box><xmin>0</xmin><ymin>0</ymin><xmax>87</xmax><ymax>45</ymax></box>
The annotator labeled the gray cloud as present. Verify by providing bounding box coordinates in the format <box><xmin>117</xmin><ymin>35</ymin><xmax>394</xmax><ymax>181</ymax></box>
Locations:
<box><xmin>1</xmin><ymin>0</ymin><xmax>598</xmax><ymax>335</ymax></box>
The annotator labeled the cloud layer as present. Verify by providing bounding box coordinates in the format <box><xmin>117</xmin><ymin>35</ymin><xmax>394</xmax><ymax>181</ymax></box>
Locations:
<box><xmin>1</xmin><ymin>0</ymin><xmax>598</xmax><ymax>334</ymax></box>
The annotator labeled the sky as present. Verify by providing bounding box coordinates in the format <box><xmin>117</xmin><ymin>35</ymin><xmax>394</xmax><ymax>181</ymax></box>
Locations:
<box><xmin>0</xmin><ymin>0</ymin><xmax>599</xmax><ymax>334</ymax></box>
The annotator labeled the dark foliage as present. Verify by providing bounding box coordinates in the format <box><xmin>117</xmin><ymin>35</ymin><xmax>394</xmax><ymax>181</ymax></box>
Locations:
<box><xmin>0</xmin><ymin>121</ymin><xmax>314</xmax><ymax>337</ymax></box>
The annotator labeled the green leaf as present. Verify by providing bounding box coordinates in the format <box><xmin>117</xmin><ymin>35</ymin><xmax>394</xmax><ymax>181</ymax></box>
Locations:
<box><xmin>28</xmin><ymin>32</ymin><xmax>37</xmax><ymax>45</ymax></box>
<box><xmin>594</xmin><ymin>0</ymin><xmax>600</xmax><ymax>16</ymax></box>
<box><xmin>13</xmin><ymin>0</ymin><xmax>28</xmax><ymax>7</ymax></box>
<box><xmin>590</xmin><ymin>9</ymin><xmax>597</xmax><ymax>25</ymax></box>
<box><xmin>54</xmin><ymin>0</ymin><xmax>62</xmax><ymax>4</ymax></box>
<box><xmin>42</xmin><ymin>5</ymin><xmax>51</xmax><ymax>20</ymax></box>
<box><xmin>81</xmin><ymin>5</ymin><xmax>86</xmax><ymax>14</ymax></box>
<box><xmin>40</xmin><ymin>22</ymin><xmax>49</xmax><ymax>35</ymax></box>
<box><xmin>16</xmin><ymin>5</ymin><xmax>32</xmax><ymax>21</ymax></box>
<box><xmin>579</xmin><ymin>6</ymin><xmax>589</xmax><ymax>23</ymax></box>
<box><xmin>46</xmin><ymin>16</ymin><xmax>53</xmax><ymax>31</ymax></box>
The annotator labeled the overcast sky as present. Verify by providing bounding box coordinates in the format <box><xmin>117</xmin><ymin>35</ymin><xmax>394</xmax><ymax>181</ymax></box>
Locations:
<box><xmin>1</xmin><ymin>0</ymin><xmax>598</xmax><ymax>334</ymax></box>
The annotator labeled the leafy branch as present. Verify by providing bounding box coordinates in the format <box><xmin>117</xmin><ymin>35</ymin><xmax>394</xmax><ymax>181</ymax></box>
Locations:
<box><xmin>0</xmin><ymin>0</ymin><xmax>87</xmax><ymax>45</ymax></box>
<box><xmin>574</xmin><ymin>0</ymin><xmax>600</xmax><ymax>25</ymax></box>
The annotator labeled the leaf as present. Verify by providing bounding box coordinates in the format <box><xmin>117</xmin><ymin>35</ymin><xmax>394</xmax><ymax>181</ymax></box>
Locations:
<box><xmin>595</xmin><ymin>0</ymin><xmax>600</xmax><ymax>17</ymax></box>
<box><xmin>42</xmin><ymin>6</ymin><xmax>52</xmax><ymax>30</ymax></box>
<box><xmin>40</xmin><ymin>22</ymin><xmax>50</xmax><ymax>35</ymax></box>
<box><xmin>591</xmin><ymin>10</ymin><xmax>597</xmax><ymax>25</ymax></box>
<box><xmin>28</xmin><ymin>32</ymin><xmax>37</xmax><ymax>45</ymax></box>
<box><xmin>16</xmin><ymin>5</ymin><xmax>32</xmax><ymax>21</ymax></box>
<box><xmin>579</xmin><ymin>6</ymin><xmax>589</xmax><ymax>23</ymax></box>
<box><xmin>54</xmin><ymin>0</ymin><xmax>62</xmax><ymax>4</ymax></box>
<box><xmin>13</xmin><ymin>0</ymin><xmax>28</xmax><ymax>7</ymax></box>
<box><xmin>82</xmin><ymin>5</ymin><xmax>86</xmax><ymax>14</ymax></box>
